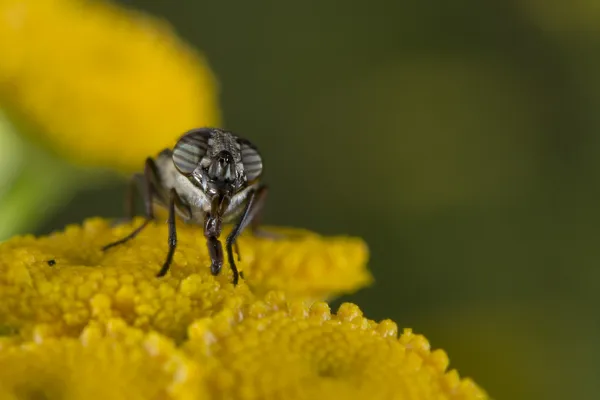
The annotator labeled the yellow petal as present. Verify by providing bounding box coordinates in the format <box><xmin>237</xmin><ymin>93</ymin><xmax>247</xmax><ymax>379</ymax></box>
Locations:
<box><xmin>0</xmin><ymin>0</ymin><xmax>219</xmax><ymax>171</ymax></box>
<box><xmin>0</xmin><ymin>219</ymin><xmax>487</xmax><ymax>399</ymax></box>
<box><xmin>0</xmin><ymin>218</ymin><xmax>370</xmax><ymax>340</ymax></box>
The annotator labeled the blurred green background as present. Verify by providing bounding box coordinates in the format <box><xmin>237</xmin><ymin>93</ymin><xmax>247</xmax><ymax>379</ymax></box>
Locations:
<box><xmin>6</xmin><ymin>1</ymin><xmax>600</xmax><ymax>399</ymax></box>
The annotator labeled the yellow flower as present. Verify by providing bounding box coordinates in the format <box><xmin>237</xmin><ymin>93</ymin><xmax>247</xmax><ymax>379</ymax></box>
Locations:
<box><xmin>0</xmin><ymin>319</ymin><xmax>204</xmax><ymax>400</ymax></box>
<box><xmin>0</xmin><ymin>218</ymin><xmax>371</xmax><ymax>340</ymax></box>
<box><xmin>0</xmin><ymin>303</ymin><xmax>487</xmax><ymax>400</ymax></box>
<box><xmin>184</xmin><ymin>298</ymin><xmax>487</xmax><ymax>400</ymax></box>
<box><xmin>0</xmin><ymin>0</ymin><xmax>219</xmax><ymax>172</ymax></box>
<box><xmin>0</xmin><ymin>218</ymin><xmax>488</xmax><ymax>399</ymax></box>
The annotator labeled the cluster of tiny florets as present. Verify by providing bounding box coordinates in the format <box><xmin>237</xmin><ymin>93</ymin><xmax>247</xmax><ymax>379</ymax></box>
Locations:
<box><xmin>0</xmin><ymin>218</ymin><xmax>487</xmax><ymax>399</ymax></box>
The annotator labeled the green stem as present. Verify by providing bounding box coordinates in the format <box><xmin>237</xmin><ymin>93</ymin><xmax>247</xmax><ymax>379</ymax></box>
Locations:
<box><xmin>0</xmin><ymin>156</ymin><xmax>77</xmax><ymax>240</ymax></box>
<box><xmin>0</xmin><ymin>109</ymin><xmax>118</xmax><ymax>240</ymax></box>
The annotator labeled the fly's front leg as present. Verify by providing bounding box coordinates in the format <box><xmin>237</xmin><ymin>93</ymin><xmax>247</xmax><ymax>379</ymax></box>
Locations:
<box><xmin>228</xmin><ymin>184</ymin><xmax>268</xmax><ymax>263</ymax></box>
<box><xmin>225</xmin><ymin>185</ymin><xmax>269</xmax><ymax>285</ymax></box>
<box><xmin>233</xmin><ymin>242</ymin><xmax>241</xmax><ymax>262</ymax></box>
<box><xmin>248</xmin><ymin>185</ymin><xmax>268</xmax><ymax>234</ymax></box>
<box><xmin>125</xmin><ymin>173</ymin><xmax>146</xmax><ymax>220</ymax></box>
<box><xmin>156</xmin><ymin>188</ymin><xmax>181</xmax><ymax>277</ymax></box>
<box><xmin>102</xmin><ymin>157</ymin><xmax>160</xmax><ymax>251</ymax></box>
<box><xmin>206</xmin><ymin>236</ymin><xmax>224</xmax><ymax>276</ymax></box>
<box><xmin>204</xmin><ymin>213</ymin><xmax>225</xmax><ymax>277</ymax></box>
<box><xmin>245</xmin><ymin>185</ymin><xmax>283</xmax><ymax>240</ymax></box>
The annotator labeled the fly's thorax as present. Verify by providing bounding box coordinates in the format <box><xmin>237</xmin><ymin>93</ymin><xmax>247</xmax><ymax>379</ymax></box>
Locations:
<box><xmin>171</xmin><ymin>177</ymin><xmax>255</xmax><ymax>223</ymax></box>
<box><xmin>155</xmin><ymin>150</ymin><xmax>257</xmax><ymax>217</ymax></box>
<box><xmin>153</xmin><ymin>151</ymin><xmax>209</xmax><ymax>212</ymax></box>
<box><xmin>155</xmin><ymin>150</ymin><xmax>178</xmax><ymax>187</ymax></box>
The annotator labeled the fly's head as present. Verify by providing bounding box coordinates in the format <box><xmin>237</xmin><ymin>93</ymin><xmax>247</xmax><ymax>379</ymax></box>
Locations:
<box><xmin>172</xmin><ymin>128</ymin><xmax>263</xmax><ymax>218</ymax></box>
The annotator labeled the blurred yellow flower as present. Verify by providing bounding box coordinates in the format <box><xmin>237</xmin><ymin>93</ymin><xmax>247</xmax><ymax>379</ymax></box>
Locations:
<box><xmin>0</xmin><ymin>0</ymin><xmax>220</xmax><ymax>172</ymax></box>
<box><xmin>0</xmin><ymin>218</ymin><xmax>371</xmax><ymax>340</ymax></box>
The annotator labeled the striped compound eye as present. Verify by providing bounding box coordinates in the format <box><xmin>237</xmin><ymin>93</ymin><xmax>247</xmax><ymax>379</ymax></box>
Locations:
<box><xmin>172</xmin><ymin>129</ymin><xmax>211</xmax><ymax>175</ymax></box>
<box><xmin>238</xmin><ymin>139</ymin><xmax>263</xmax><ymax>182</ymax></box>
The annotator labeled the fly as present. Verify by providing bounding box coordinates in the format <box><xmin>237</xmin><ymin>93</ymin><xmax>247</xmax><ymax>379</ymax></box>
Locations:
<box><xmin>102</xmin><ymin>127</ymin><xmax>268</xmax><ymax>286</ymax></box>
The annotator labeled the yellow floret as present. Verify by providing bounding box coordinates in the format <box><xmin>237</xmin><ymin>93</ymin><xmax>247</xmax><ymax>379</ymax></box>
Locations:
<box><xmin>0</xmin><ymin>219</ymin><xmax>488</xmax><ymax>399</ymax></box>
<box><xmin>184</xmin><ymin>297</ymin><xmax>487</xmax><ymax>400</ymax></box>
<box><xmin>0</xmin><ymin>0</ymin><xmax>219</xmax><ymax>171</ymax></box>
<box><xmin>0</xmin><ymin>319</ymin><xmax>204</xmax><ymax>400</ymax></box>
<box><xmin>0</xmin><ymin>218</ymin><xmax>371</xmax><ymax>340</ymax></box>
<box><xmin>0</xmin><ymin>300</ymin><xmax>487</xmax><ymax>400</ymax></box>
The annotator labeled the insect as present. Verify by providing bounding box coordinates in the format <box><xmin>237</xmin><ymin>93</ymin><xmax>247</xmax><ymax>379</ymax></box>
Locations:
<box><xmin>102</xmin><ymin>127</ymin><xmax>267</xmax><ymax>285</ymax></box>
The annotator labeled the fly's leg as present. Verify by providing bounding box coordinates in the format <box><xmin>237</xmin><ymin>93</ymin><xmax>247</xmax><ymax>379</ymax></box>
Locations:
<box><xmin>233</xmin><ymin>241</ymin><xmax>241</xmax><ymax>262</ymax></box>
<box><xmin>248</xmin><ymin>185</ymin><xmax>268</xmax><ymax>234</ymax></box>
<box><xmin>107</xmin><ymin>173</ymin><xmax>144</xmax><ymax>227</ymax></box>
<box><xmin>206</xmin><ymin>235</ymin><xmax>224</xmax><ymax>276</ymax></box>
<box><xmin>204</xmin><ymin>212</ymin><xmax>225</xmax><ymax>277</ymax></box>
<box><xmin>246</xmin><ymin>185</ymin><xmax>283</xmax><ymax>240</ymax></box>
<box><xmin>102</xmin><ymin>219</ymin><xmax>153</xmax><ymax>251</ymax></box>
<box><xmin>225</xmin><ymin>185</ymin><xmax>269</xmax><ymax>286</ymax></box>
<box><xmin>125</xmin><ymin>173</ymin><xmax>144</xmax><ymax>220</ymax></box>
<box><xmin>156</xmin><ymin>188</ymin><xmax>181</xmax><ymax>277</ymax></box>
<box><xmin>229</xmin><ymin>184</ymin><xmax>273</xmax><ymax>263</ymax></box>
<box><xmin>102</xmin><ymin>157</ymin><xmax>160</xmax><ymax>251</ymax></box>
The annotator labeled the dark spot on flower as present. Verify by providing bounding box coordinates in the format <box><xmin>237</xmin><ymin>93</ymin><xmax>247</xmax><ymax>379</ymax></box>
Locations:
<box><xmin>47</xmin><ymin>259</ymin><xmax>56</xmax><ymax>267</ymax></box>
<box><xmin>15</xmin><ymin>386</ymin><xmax>55</xmax><ymax>400</ymax></box>
<box><xmin>0</xmin><ymin>324</ymin><xmax>19</xmax><ymax>336</ymax></box>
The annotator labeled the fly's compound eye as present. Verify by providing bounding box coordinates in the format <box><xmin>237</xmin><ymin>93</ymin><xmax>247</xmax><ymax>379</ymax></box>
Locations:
<box><xmin>172</xmin><ymin>129</ymin><xmax>211</xmax><ymax>175</ymax></box>
<box><xmin>239</xmin><ymin>139</ymin><xmax>263</xmax><ymax>182</ymax></box>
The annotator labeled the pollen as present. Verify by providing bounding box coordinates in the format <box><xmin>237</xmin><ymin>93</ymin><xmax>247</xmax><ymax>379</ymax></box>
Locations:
<box><xmin>0</xmin><ymin>0</ymin><xmax>220</xmax><ymax>172</ymax></box>
<box><xmin>0</xmin><ymin>218</ymin><xmax>371</xmax><ymax>340</ymax></box>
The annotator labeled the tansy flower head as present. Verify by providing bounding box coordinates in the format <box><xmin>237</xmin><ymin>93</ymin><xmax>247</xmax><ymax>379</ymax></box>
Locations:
<box><xmin>0</xmin><ymin>303</ymin><xmax>487</xmax><ymax>400</ymax></box>
<box><xmin>0</xmin><ymin>0</ymin><xmax>219</xmax><ymax>171</ymax></box>
<box><xmin>0</xmin><ymin>218</ymin><xmax>488</xmax><ymax>399</ymax></box>
<box><xmin>184</xmin><ymin>297</ymin><xmax>487</xmax><ymax>400</ymax></box>
<box><xmin>0</xmin><ymin>319</ymin><xmax>204</xmax><ymax>400</ymax></box>
<box><xmin>0</xmin><ymin>218</ymin><xmax>370</xmax><ymax>340</ymax></box>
